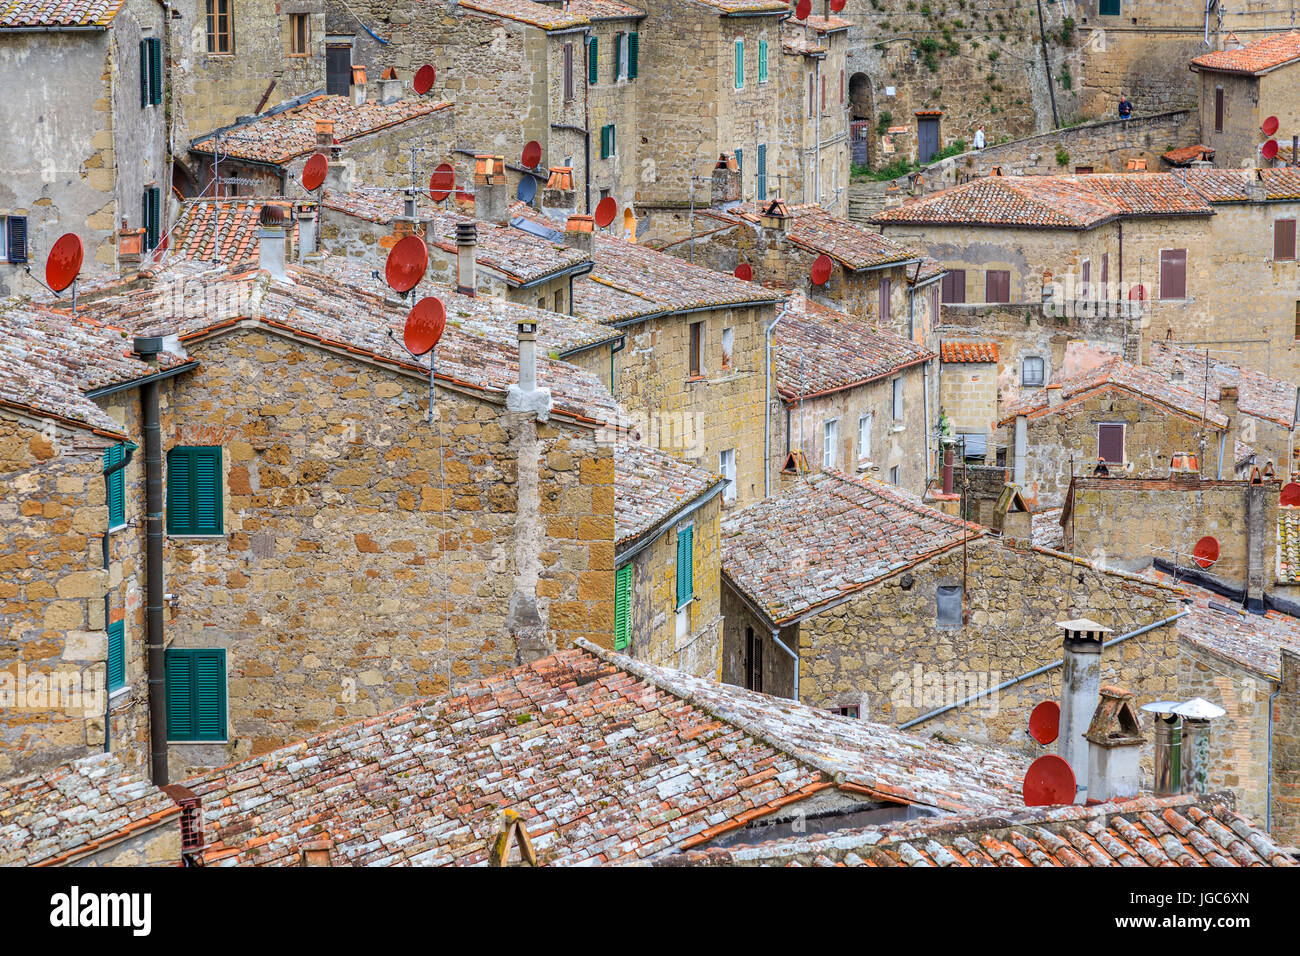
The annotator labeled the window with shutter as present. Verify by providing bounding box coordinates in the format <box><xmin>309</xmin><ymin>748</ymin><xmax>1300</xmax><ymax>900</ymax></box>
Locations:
<box><xmin>614</xmin><ymin>565</ymin><xmax>631</xmax><ymax>650</ymax></box>
<box><xmin>149</xmin><ymin>37</ymin><xmax>163</xmax><ymax>105</ymax></box>
<box><xmin>930</xmin><ymin>283</ymin><xmax>941</xmax><ymax>329</ymax></box>
<box><xmin>1098</xmin><ymin>423</ymin><xmax>1125</xmax><ymax>464</ymax></box>
<box><xmin>688</xmin><ymin>321</ymin><xmax>703</xmax><ymax>376</ymax></box>
<box><xmin>105</xmin><ymin>444</ymin><xmax>126</xmax><ymax>529</ymax></box>
<box><xmin>985</xmin><ymin>269</ymin><xmax>1011</xmax><ymax>303</ymax></box>
<box><xmin>6</xmin><ymin>216</ymin><xmax>28</xmax><ymax>263</ymax></box>
<box><xmin>756</xmin><ymin>144</ymin><xmax>767</xmax><ymax>200</ymax></box>
<box><xmin>107</xmin><ymin>617</ymin><xmax>125</xmax><ymax>692</ymax></box>
<box><xmin>1159</xmin><ymin>248</ymin><xmax>1186</xmax><ymax>299</ymax></box>
<box><xmin>165</xmin><ymin>648</ymin><xmax>227</xmax><ymax>741</ymax></box>
<box><xmin>588</xmin><ymin>37</ymin><xmax>598</xmax><ymax>85</ymax></box>
<box><xmin>892</xmin><ymin>377</ymin><xmax>903</xmax><ymax>420</ymax></box>
<box><xmin>1099</xmin><ymin>0</ymin><xmax>1120</xmax><ymax>14</ymax></box>
<box><xmin>167</xmin><ymin>446</ymin><xmax>223</xmax><ymax>535</ymax></box>
<box><xmin>140</xmin><ymin>39</ymin><xmax>149</xmax><ymax>107</ymax></box>
<box><xmin>879</xmin><ymin>277</ymin><xmax>891</xmax><ymax>324</ymax></box>
<box><xmin>858</xmin><ymin>412</ymin><xmax>873</xmax><ymax>460</ymax></box>
<box><xmin>613</xmin><ymin>32</ymin><xmax>624</xmax><ymax>80</ymax></box>
<box><xmin>676</xmin><ymin>526</ymin><xmax>694</xmax><ymax>608</ymax></box>
<box><xmin>823</xmin><ymin>419</ymin><xmax>839</xmax><ymax>469</ymax></box>
<box><xmin>628</xmin><ymin>32</ymin><xmax>639</xmax><ymax>78</ymax></box>
<box><xmin>941</xmin><ymin>268</ymin><xmax>965</xmax><ymax>304</ymax></box>
<box><xmin>746</xmin><ymin>627</ymin><xmax>763</xmax><ymax>692</ymax></box>
<box><xmin>142</xmin><ymin>187</ymin><xmax>161</xmax><ymax>251</ymax></box>
<box><xmin>735</xmin><ymin>39</ymin><xmax>744</xmax><ymax>88</ymax></box>
<box><xmin>758</xmin><ymin>39</ymin><xmax>768</xmax><ymax>83</ymax></box>
<box><xmin>563</xmin><ymin>42</ymin><xmax>574</xmax><ymax>100</ymax></box>
<box><xmin>734</xmin><ymin>148</ymin><xmax>742</xmax><ymax>177</ymax></box>
<box><xmin>1214</xmin><ymin>87</ymin><xmax>1224</xmax><ymax>133</ymax></box>
<box><xmin>1275</xmin><ymin>219</ymin><xmax>1297</xmax><ymax>261</ymax></box>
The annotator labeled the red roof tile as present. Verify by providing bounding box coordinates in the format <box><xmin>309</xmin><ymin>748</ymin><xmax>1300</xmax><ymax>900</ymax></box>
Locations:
<box><xmin>0</xmin><ymin>0</ymin><xmax>123</xmax><ymax>28</ymax></box>
<box><xmin>1162</xmin><ymin>144</ymin><xmax>1215</xmax><ymax>166</ymax></box>
<box><xmin>941</xmin><ymin>341</ymin><xmax>998</xmax><ymax>363</ymax></box>
<box><xmin>1179</xmin><ymin>167</ymin><xmax>1300</xmax><ymax>202</ymax></box>
<box><xmin>1146</xmin><ymin>341</ymin><xmax>1298</xmax><ymax>428</ymax></box>
<box><xmin>1191</xmin><ymin>31</ymin><xmax>1300</xmax><ymax>75</ymax></box>
<box><xmin>459</xmin><ymin>0</ymin><xmax>588</xmax><ymax>29</ymax></box>
<box><xmin>617</xmin><ymin>443</ymin><xmax>725</xmax><ymax>546</ymax></box>
<box><xmin>727</xmin><ymin>202</ymin><xmax>925</xmax><ymax>271</ymax></box>
<box><xmin>168</xmin><ymin>198</ymin><xmax>300</xmax><ymax>265</ymax></box>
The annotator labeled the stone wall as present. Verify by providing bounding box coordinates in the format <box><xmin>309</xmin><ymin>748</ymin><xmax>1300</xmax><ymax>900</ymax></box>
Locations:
<box><xmin>1274</xmin><ymin>648</ymin><xmax>1300</xmax><ymax>845</ymax></box>
<box><xmin>70</xmin><ymin>818</ymin><xmax>181</xmax><ymax>866</ymax></box>
<box><xmin>776</xmin><ymin>27</ymin><xmax>851</xmax><ymax>216</ymax></box>
<box><xmin>585</xmin><ymin>17</ymin><xmax>643</xmax><ymax>218</ymax></box>
<box><xmin>939</xmin><ymin>360</ymin><xmax>999</xmax><ymax>446</ymax></box>
<box><xmin>0</xmin><ymin>414</ymin><xmax>149</xmax><ymax>778</ymax></box>
<box><xmin>621</xmin><ymin>492</ymin><xmax>723</xmax><ymax>679</ymax></box>
<box><xmin>157</xmin><ymin>328</ymin><xmax>613</xmax><ymax>776</ymax></box>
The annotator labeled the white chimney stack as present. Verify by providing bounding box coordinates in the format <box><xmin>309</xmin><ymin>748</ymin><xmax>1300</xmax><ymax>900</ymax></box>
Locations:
<box><xmin>296</xmin><ymin>203</ymin><xmax>317</xmax><ymax>261</ymax></box>
<box><xmin>1013</xmin><ymin>414</ymin><xmax>1028</xmax><ymax>487</ymax></box>
<box><xmin>506</xmin><ymin>320</ymin><xmax>552</xmax><ymax>421</ymax></box>
<box><xmin>1056</xmin><ymin>618</ymin><xmax>1110</xmax><ymax>804</ymax></box>
<box><xmin>258</xmin><ymin>205</ymin><xmax>288</xmax><ymax>281</ymax></box>
<box><xmin>456</xmin><ymin>221</ymin><xmax>477</xmax><ymax>297</ymax></box>
<box><xmin>1084</xmin><ymin>685</ymin><xmax>1144</xmax><ymax>802</ymax></box>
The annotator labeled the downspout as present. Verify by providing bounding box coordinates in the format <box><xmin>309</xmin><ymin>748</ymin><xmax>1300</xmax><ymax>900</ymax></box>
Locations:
<box><xmin>102</xmin><ymin>442</ymin><xmax>138</xmax><ymax>753</ymax></box>
<box><xmin>923</xmin><ymin>357</ymin><xmax>931</xmax><ymax>484</ymax></box>
<box><xmin>134</xmin><ymin>336</ymin><xmax>170</xmax><ymax>786</ymax></box>
<box><xmin>898</xmin><ymin>609</ymin><xmax>1189</xmax><ymax>730</ymax></box>
<box><xmin>771</xmin><ymin>628</ymin><xmax>799</xmax><ymax>700</ymax></box>
<box><xmin>814</xmin><ymin>58</ymin><xmax>822</xmax><ymax>204</ymax></box>
<box><xmin>764</xmin><ymin>300</ymin><xmax>791</xmax><ymax>498</ymax></box>
<box><xmin>583</xmin><ymin>28</ymin><xmax>593</xmax><ymax>215</ymax></box>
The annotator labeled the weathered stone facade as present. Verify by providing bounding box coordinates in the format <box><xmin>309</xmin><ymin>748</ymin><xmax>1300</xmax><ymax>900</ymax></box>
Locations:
<box><xmin>939</xmin><ymin>358</ymin><xmax>999</xmax><ymax>452</ymax></box>
<box><xmin>775</xmin><ymin>19</ymin><xmax>850</xmax><ymax>216</ymax></box>
<box><xmin>1274</xmin><ymin>648</ymin><xmax>1300</xmax><ymax>845</ymax></box>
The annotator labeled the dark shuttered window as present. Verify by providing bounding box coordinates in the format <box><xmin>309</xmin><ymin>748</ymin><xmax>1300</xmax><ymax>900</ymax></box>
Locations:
<box><xmin>1275</xmin><ymin>219</ymin><xmax>1297</xmax><ymax>261</ymax></box>
<box><xmin>676</xmin><ymin>526</ymin><xmax>694</xmax><ymax>608</ymax></box>
<box><xmin>1214</xmin><ymin>87</ymin><xmax>1224</xmax><ymax>133</ymax></box>
<box><xmin>143</xmin><ymin>187</ymin><xmax>161</xmax><ymax>251</ymax></box>
<box><xmin>941</xmin><ymin>268</ymin><xmax>965</xmax><ymax>304</ymax></box>
<box><xmin>1159</xmin><ymin>248</ymin><xmax>1187</xmax><ymax>299</ymax></box>
<box><xmin>588</xmin><ymin>37</ymin><xmax>598</xmax><ymax>86</ymax></box>
<box><xmin>614</xmin><ymin>565</ymin><xmax>631</xmax><ymax>650</ymax></box>
<box><xmin>985</xmin><ymin>269</ymin><xmax>1011</xmax><ymax>303</ymax></box>
<box><xmin>105</xmin><ymin>444</ymin><xmax>126</xmax><ymax>529</ymax></box>
<box><xmin>107</xmin><ymin>617</ymin><xmax>125</xmax><ymax>692</ymax></box>
<box><xmin>1098</xmin><ymin>423</ymin><xmax>1125</xmax><ymax>464</ymax></box>
<box><xmin>563</xmin><ymin>42</ymin><xmax>574</xmax><ymax>100</ymax></box>
<box><xmin>5</xmin><ymin>216</ymin><xmax>28</xmax><ymax>263</ymax></box>
<box><xmin>165</xmin><ymin>648</ymin><xmax>226</xmax><ymax>741</ymax></box>
<box><xmin>746</xmin><ymin>627</ymin><xmax>763</xmax><ymax>692</ymax></box>
<box><xmin>167</xmin><ymin>446</ymin><xmax>223</xmax><ymax>536</ymax></box>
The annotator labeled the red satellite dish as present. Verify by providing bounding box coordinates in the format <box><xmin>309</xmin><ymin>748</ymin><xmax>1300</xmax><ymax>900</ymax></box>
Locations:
<box><xmin>413</xmin><ymin>64</ymin><xmax>436</xmax><ymax>95</ymax></box>
<box><xmin>594</xmin><ymin>196</ymin><xmax>618</xmax><ymax>228</ymax></box>
<box><xmin>1128</xmin><ymin>283</ymin><xmax>1147</xmax><ymax>301</ymax></box>
<box><xmin>1263</xmin><ymin>139</ymin><xmax>1280</xmax><ymax>160</ymax></box>
<box><xmin>302</xmin><ymin>152</ymin><xmax>328</xmax><ymax>192</ymax></box>
<box><xmin>829</xmin><ymin>0</ymin><xmax>846</xmax><ymax>10</ymax></box>
<box><xmin>429</xmin><ymin>163</ymin><xmax>455</xmax><ymax>202</ymax></box>
<box><xmin>404</xmin><ymin>296</ymin><xmax>447</xmax><ymax>356</ymax></box>
<box><xmin>1281</xmin><ymin>482</ymin><xmax>1300</xmax><ymax>507</ymax></box>
<box><xmin>1263</xmin><ymin>115</ymin><xmax>1280</xmax><ymax>136</ymax></box>
<box><xmin>1028</xmin><ymin>701</ymin><xmax>1060</xmax><ymax>745</ymax></box>
<box><xmin>795</xmin><ymin>0</ymin><xmax>811</xmax><ymax>19</ymax></box>
<box><xmin>1192</xmin><ymin>535</ymin><xmax>1220</xmax><ymax>569</ymax></box>
<box><xmin>810</xmin><ymin>254</ymin><xmax>834</xmax><ymax>286</ymax></box>
<box><xmin>385</xmin><ymin>235</ymin><xmax>428</xmax><ymax>293</ymax></box>
<box><xmin>46</xmin><ymin>233</ymin><xmax>84</xmax><ymax>292</ymax></box>
<box><xmin>734</xmin><ymin>262</ymin><xmax>753</xmax><ymax>281</ymax></box>
<box><xmin>1023</xmin><ymin>754</ymin><xmax>1076</xmax><ymax>807</ymax></box>
<box><xmin>521</xmin><ymin>140</ymin><xmax>542</xmax><ymax>169</ymax></box>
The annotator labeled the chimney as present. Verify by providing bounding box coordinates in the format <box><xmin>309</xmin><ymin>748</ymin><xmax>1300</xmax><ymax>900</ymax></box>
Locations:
<box><xmin>1056</xmin><ymin>618</ymin><xmax>1111</xmax><ymax>803</ymax></box>
<box><xmin>711</xmin><ymin>153</ymin><xmax>741</xmax><ymax>204</ymax></box>
<box><xmin>258</xmin><ymin>204</ymin><xmax>289</xmax><ymax>280</ymax></box>
<box><xmin>324</xmin><ymin>154</ymin><xmax>354</xmax><ymax>193</ymax></box>
<box><xmin>315</xmin><ymin>118</ymin><xmax>334</xmax><ymax>149</ymax></box>
<box><xmin>1084</xmin><ymin>685</ymin><xmax>1144</xmax><ymax>802</ymax></box>
<box><xmin>1172</xmin><ymin>697</ymin><xmax>1226</xmax><ymax>795</ymax></box>
<box><xmin>1012</xmin><ymin>414</ymin><xmax>1028</xmax><ymax>486</ymax></box>
<box><xmin>1245</xmin><ymin>480</ymin><xmax>1271</xmax><ymax>612</ymax></box>
<box><xmin>541</xmin><ymin>166</ymin><xmax>577</xmax><ymax>223</ymax></box>
<box><xmin>759</xmin><ymin>197</ymin><xmax>792</xmax><ymax>233</ymax></box>
<box><xmin>506</xmin><ymin>320</ymin><xmax>552</xmax><ymax>421</ymax></box>
<box><xmin>473</xmin><ymin>154</ymin><xmax>509</xmax><ymax>226</ymax></box>
<box><xmin>1141</xmin><ymin>701</ymin><xmax>1183</xmax><ymax>797</ymax></box>
<box><xmin>1045</xmin><ymin>383</ymin><xmax>1063</xmax><ymax>407</ymax></box>
<box><xmin>456</xmin><ymin>220</ymin><xmax>477</xmax><ymax>297</ymax></box>
<box><xmin>377</xmin><ymin>67</ymin><xmax>402</xmax><ymax>104</ymax></box>
<box><xmin>349</xmin><ymin>65</ymin><xmax>368</xmax><ymax>106</ymax></box>
<box><xmin>118</xmin><ymin>223</ymin><xmax>146</xmax><ymax>272</ymax></box>
<box><xmin>564</xmin><ymin>213</ymin><xmax>595</xmax><ymax>256</ymax></box>
<box><xmin>1219</xmin><ymin>384</ymin><xmax>1238</xmax><ymax>447</ymax></box>
<box><xmin>941</xmin><ymin>438</ymin><xmax>956</xmax><ymax>495</ymax></box>
<box><xmin>296</xmin><ymin>202</ymin><xmax>318</xmax><ymax>261</ymax></box>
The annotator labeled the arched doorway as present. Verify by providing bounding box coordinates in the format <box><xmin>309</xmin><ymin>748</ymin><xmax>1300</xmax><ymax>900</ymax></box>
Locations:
<box><xmin>848</xmin><ymin>72</ymin><xmax>874</xmax><ymax>168</ymax></box>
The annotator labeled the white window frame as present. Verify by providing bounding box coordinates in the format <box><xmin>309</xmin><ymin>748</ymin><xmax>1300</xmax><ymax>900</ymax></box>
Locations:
<box><xmin>1022</xmin><ymin>356</ymin><xmax>1045</xmax><ymax>387</ymax></box>
<box><xmin>823</xmin><ymin>418</ymin><xmax>839</xmax><ymax>470</ymax></box>
<box><xmin>858</xmin><ymin>412</ymin><xmax>873</xmax><ymax>462</ymax></box>
<box><xmin>891</xmin><ymin>377</ymin><xmax>903</xmax><ymax>421</ymax></box>
<box><xmin>721</xmin><ymin>326</ymin><xmax>734</xmax><ymax>370</ymax></box>
<box><xmin>719</xmin><ymin>448</ymin><xmax>737</xmax><ymax>502</ymax></box>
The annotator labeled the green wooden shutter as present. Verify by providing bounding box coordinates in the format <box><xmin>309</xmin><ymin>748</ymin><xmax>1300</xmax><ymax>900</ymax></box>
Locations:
<box><xmin>149</xmin><ymin>38</ymin><xmax>163</xmax><ymax>105</ymax></box>
<box><xmin>757</xmin><ymin>143</ymin><xmax>767</xmax><ymax>201</ymax></box>
<box><xmin>165</xmin><ymin>649</ymin><xmax>194</xmax><ymax>739</ymax></box>
<box><xmin>166</xmin><ymin>448</ymin><xmax>193</xmax><ymax>533</ymax></box>
<box><xmin>613</xmin><ymin>32</ymin><xmax>622</xmax><ymax>80</ymax></box>
<box><xmin>758</xmin><ymin>39</ymin><xmax>768</xmax><ymax>82</ymax></box>
<box><xmin>140</xmin><ymin>39</ymin><xmax>148</xmax><ymax>107</ymax></box>
<box><xmin>105</xmin><ymin>444</ymin><xmax>126</xmax><ymax>528</ymax></box>
<box><xmin>676</xmin><ymin>526</ymin><xmax>694</xmax><ymax>607</ymax></box>
<box><xmin>588</xmin><ymin>37</ymin><xmax>598</xmax><ymax>85</ymax></box>
<box><xmin>148</xmin><ymin>187</ymin><xmax>161</xmax><ymax>249</ymax></box>
<box><xmin>168</xmin><ymin>447</ymin><xmax>223</xmax><ymax>535</ymax></box>
<box><xmin>614</xmin><ymin>565</ymin><xmax>631</xmax><ymax>650</ymax></box>
<box><xmin>609</xmin><ymin>123</ymin><xmax>615</xmax><ymax>157</ymax></box>
<box><xmin>735</xmin><ymin>148</ymin><xmax>742</xmax><ymax>176</ymax></box>
<box><xmin>628</xmin><ymin>32</ymin><xmax>638</xmax><ymax>79</ymax></box>
<box><xmin>165</xmin><ymin>648</ymin><xmax>226</xmax><ymax>741</ymax></box>
<box><xmin>735</xmin><ymin>40</ymin><xmax>743</xmax><ymax>88</ymax></box>
<box><xmin>193</xmin><ymin>447</ymin><xmax>222</xmax><ymax>534</ymax></box>
<box><xmin>107</xmin><ymin>618</ymin><xmax>125</xmax><ymax>692</ymax></box>
<box><xmin>1099</xmin><ymin>0</ymin><xmax>1120</xmax><ymax>14</ymax></box>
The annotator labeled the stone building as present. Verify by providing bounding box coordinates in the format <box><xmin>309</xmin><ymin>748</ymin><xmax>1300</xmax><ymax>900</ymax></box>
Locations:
<box><xmin>1000</xmin><ymin>356</ymin><xmax>1231</xmax><ymax>509</ymax></box>
<box><xmin>0</xmin><ymin>0</ymin><xmax>170</xmax><ymax>297</ymax></box>
<box><xmin>938</xmin><ymin>341</ymin><xmax>1000</xmax><ymax>464</ymax></box>
<box><xmin>167</xmin><ymin>0</ymin><xmax>328</xmax><ymax>177</ymax></box>
<box><xmin>1190</xmin><ymin>32</ymin><xmax>1300</xmax><ymax>170</ymax></box>
<box><xmin>775</xmin><ymin>16</ymin><xmax>850</xmax><ymax>217</ymax></box>
<box><xmin>186</xmin><ymin>91</ymin><xmax>455</xmax><ymax>200</ymax></box>
<box><xmin>771</xmin><ymin>293</ymin><xmax>934</xmax><ymax>495</ymax></box>
<box><xmin>720</xmin><ymin>470</ymin><xmax>1186</xmax><ymax>754</ymax></box>
<box><xmin>0</xmin><ymin>301</ymin><xmax>196</xmax><ymax>779</ymax></box>
<box><xmin>63</xmin><ymin>255</ymin><xmax>623</xmax><ymax>777</ymax></box>
<box><xmin>615</xmin><ymin>442</ymin><xmax>725</xmax><ymax>677</ymax></box>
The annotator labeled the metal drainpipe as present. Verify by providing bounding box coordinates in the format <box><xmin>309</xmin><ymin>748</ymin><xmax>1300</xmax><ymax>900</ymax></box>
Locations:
<box><xmin>764</xmin><ymin>301</ymin><xmax>791</xmax><ymax>498</ymax></box>
<box><xmin>583</xmin><ymin>29</ymin><xmax>593</xmax><ymax>215</ymax></box>
<box><xmin>898</xmin><ymin>609</ymin><xmax>1189</xmax><ymax>730</ymax></box>
<box><xmin>814</xmin><ymin>58</ymin><xmax>822</xmax><ymax>205</ymax></box>
<box><xmin>923</xmin><ymin>357</ymin><xmax>931</xmax><ymax>484</ymax></box>
<box><xmin>134</xmin><ymin>336</ymin><xmax>170</xmax><ymax>785</ymax></box>
<box><xmin>101</xmin><ymin>443</ymin><xmax>137</xmax><ymax>752</ymax></box>
<box><xmin>771</xmin><ymin>628</ymin><xmax>799</xmax><ymax>700</ymax></box>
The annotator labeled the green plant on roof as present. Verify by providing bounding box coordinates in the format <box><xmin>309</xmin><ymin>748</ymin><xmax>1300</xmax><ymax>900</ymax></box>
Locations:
<box><xmin>1055</xmin><ymin>145</ymin><xmax>1070</xmax><ymax>166</ymax></box>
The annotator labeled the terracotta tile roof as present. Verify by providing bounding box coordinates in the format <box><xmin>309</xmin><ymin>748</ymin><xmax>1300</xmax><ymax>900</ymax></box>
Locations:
<box><xmin>722</xmin><ymin>471</ymin><xmax>985</xmax><ymax>625</ymax></box>
<box><xmin>459</xmin><ymin>0</ymin><xmax>587</xmax><ymax>29</ymax></box>
<box><xmin>1030</xmin><ymin>507</ymin><xmax>1065</xmax><ymax>550</ymax></box>
<box><xmin>1162</xmin><ymin>144</ymin><xmax>1215</xmax><ymax>166</ymax></box>
<box><xmin>691</xmin><ymin>0</ymin><xmax>789</xmax><ymax>13</ymax></box>
<box><xmin>912</xmin><ymin>255</ymin><xmax>947</xmax><ymax>284</ymax></box>
<box><xmin>774</xmin><ymin>293</ymin><xmax>933</xmax><ymax>399</ymax></box>
<box><xmin>941</xmin><ymin>340</ymin><xmax>998</xmax><ymax>363</ymax></box>
<box><xmin>0</xmin><ymin>0</ymin><xmax>123</xmax><ymax>28</ymax></box>
<box><xmin>1146</xmin><ymin>341</ymin><xmax>1298</xmax><ymax>429</ymax></box>
<box><xmin>0</xmin><ymin>753</ymin><xmax>179</xmax><ymax>866</ymax></box>
<box><xmin>1191</xmin><ymin>31</ymin><xmax>1300</xmax><ymax>75</ymax></box>
<box><xmin>71</xmin><ymin>264</ymin><xmax>626</xmax><ymax>429</ymax></box>
<box><xmin>1179</xmin><ymin>167</ymin><xmax>1300</xmax><ymax>203</ymax></box>
<box><xmin>181</xmin><ymin>641</ymin><xmax>1028</xmax><ymax>865</ymax></box>
<box><xmin>616</xmin><ymin>442</ymin><xmax>725</xmax><ymax>546</ymax></box>
<box><xmin>872</xmin><ymin>174</ymin><xmax>1212</xmax><ymax>229</ymax></box>
<box><xmin>0</xmin><ymin>299</ymin><xmax>190</xmax><ymax>437</ymax></box>
<box><xmin>802</xmin><ymin>14</ymin><xmax>852</xmax><ymax>31</ymax></box>
<box><xmin>1146</xmin><ymin>568</ymin><xmax>1300</xmax><ymax>679</ymax></box>
<box><xmin>1000</xmin><ymin>356</ymin><xmax>1229</xmax><ymax>429</ymax></box>
<box><xmin>168</xmin><ymin>198</ymin><xmax>300</xmax><ymax>264</ymax></box>
<box><xmin>190</xmin><ymin>96</ymin><xmax>453</xmax><ymax>167</ymax></box>
<box><xmin>729</xmin><ymin>202</ymin><xmax>924</xmax><ymax>271</ymax></box>
<box><xmin>561</xmin><ymin>0</ymin><xmax>645</xmax><ymax>19</ymax></box>
<box><xmin>1279</xmin><ymin>508</ymin><xmax>1300</xmax><ymax>584</ymax></box>
<box><xmin>664</xmin><ymin>793</ymin><xmax>1296</xmax><ymax>866</ymax></box>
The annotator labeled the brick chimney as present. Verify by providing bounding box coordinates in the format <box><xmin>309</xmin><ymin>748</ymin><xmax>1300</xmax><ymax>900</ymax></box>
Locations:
<box><xmin>1084</xmin><ymin>685</ymin><xmax>1144</xmax><ymax>802</ymax></box>
<box><xmin>473</xmin><ymin>154</ymin><xmax>509</xmax><ymax>226</ymax></box>
<box><xmin>377</xmin><ymin>67</ymin><xmax>402</xmax><ymax>104</ymax></box>
<box><xmin>506</xmin><ymin>319</ymin><xmax>552</xmax><ymax>421</ymax></box>
<box><xmin>349</xmin><ymin>65</ymin><xmax>368</xmax><ymax>106</ymax></box>
<box><xmin>711</xmin><ymin>153</ymin><xmax>740</xmax><ymax>204</ymax></box>
<box><xmin>1056</xmin><ymin>618</ymin><xmax>1111</xmax><ymax>804</ymax></box>
<box><xmin>541</xmin><ymin>166</ymin><xmax>576</xmax><ymax>223</ymax></box>
<box><xmin>456</xmin><ymin>220</ymin><xmax>477</xmax><ymax>297</ymax></box>
<box><xmin>564</xmin><ymin>213</ymin><xmax>595</xmax><ymax>256</ymax></box>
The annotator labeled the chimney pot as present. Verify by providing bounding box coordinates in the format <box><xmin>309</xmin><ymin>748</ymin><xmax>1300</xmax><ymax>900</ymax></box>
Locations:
<box><xmin>349</xmin><ymin>65</ymin><xmax>368</xmax><ymax>106</ymax></box>
<box><xmin>456</xmin><ymin>220</ymin><xmax>477</xmax><ymax>296</ymax></box>
<box><xmin>506</xmin><ymin>318</ymin><xmax>552</xmax><ymax>420</ymax></box>
<box><xmin>1084</xmin><ymin>685</ymin><xmax>1144</xmax><ymax>802</ymax></box>
<box><xmin>258</xmin><ymin>215</ymin><xmax>289</xmax><ymax>281</ymax></box>
<box><xmin>1056</xmin><ymin>617</ymin><xmax>1111</xmax><ymax>804</ymax></box>
<box><xmin>1141</xmin><ymin>701</ymin><xmax>1184</xmax><ymax>797</ymax></box>
<box><xmin>564</xmin><ymin>214</ymin><xmax>596</xmax><ymax>256</ymax></box>
<box><xmin>1171</xmin><ymin>697</ymin><xmax>1225</xmax><ymax>795</ymax></box>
